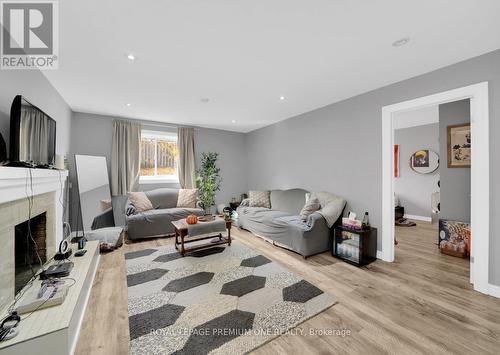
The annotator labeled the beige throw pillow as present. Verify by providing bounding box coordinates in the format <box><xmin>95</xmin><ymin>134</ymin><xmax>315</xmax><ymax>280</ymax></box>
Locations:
<box><xmin>300</xmin><ymin>197</ymin><xmax>321</xmax><ymax>221</ymax></box>
<box><xmin>127</xmin><ymin>191</ymin><xmax>153</xmax><ymax>212</ymax></box>
<box><xmin>177</xmin><ymin>189</ymin><xmax>198</xmax><ymax>208</ymax></box>
<box><xmin>249</xmin><ymin>190</ymin><xmax>271</xmax><ymax>208</ymax></box>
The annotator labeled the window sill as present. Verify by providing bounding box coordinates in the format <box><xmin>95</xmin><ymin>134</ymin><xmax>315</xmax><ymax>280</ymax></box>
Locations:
<box><xmin>139</xmin><ymin>177</ymin><xmax>180</xmax><ymax>185</ymax></box>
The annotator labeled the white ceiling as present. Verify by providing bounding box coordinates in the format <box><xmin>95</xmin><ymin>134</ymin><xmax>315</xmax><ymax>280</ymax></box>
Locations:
<box><xmin>44</xmin><ymin>0</ymin><xmax>500</xmax><ymax>133</ymax></box>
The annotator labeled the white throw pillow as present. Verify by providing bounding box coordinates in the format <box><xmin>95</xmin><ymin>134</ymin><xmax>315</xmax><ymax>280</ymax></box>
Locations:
<box><xmin>248</xmin><ymin>190</ymin><xmax>271</xmax><ymax>208</ymax></box>
<box><xmin>127</xmin><ymin>191</ymin><xmax>153</xmax><ymax>212</ymax></box>
<box><xmin>177</xmin><ymin>189</ymin><xmax>198</xmax><ymax>208</ymax></box>
<box><xmin>299</xmin><ymin>198</ymin><xmax>321</xmax><ymax>221</ymax></box>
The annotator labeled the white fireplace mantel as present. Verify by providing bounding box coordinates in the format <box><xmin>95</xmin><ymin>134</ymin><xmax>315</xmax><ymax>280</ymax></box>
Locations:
<box><xmin>0</xmin><ymin>167</ymin><xmax>99</xmax><ymax>355</ymax></box>
<box><xmin>0</xmin><ymin>166</ymin><xmax>68</xmax><ymax>248</ymax></box>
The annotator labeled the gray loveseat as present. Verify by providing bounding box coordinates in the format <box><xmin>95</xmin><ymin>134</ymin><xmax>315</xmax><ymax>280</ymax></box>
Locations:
<box><xmin>236</xmin><ymin>189</ymin><xmax>346</xmax><ymax>257</ymax></box>
<box><xmin>125</xmin><ymin>188</ymin><xmax>204</xmax><ymax>240</ymax></box>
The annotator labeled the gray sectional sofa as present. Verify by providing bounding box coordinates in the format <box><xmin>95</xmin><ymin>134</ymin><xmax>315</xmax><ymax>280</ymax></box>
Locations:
<box><xmin>236</xmin><ymin>189</ymin><xmax>346</xmax><ymax>257</ymax></box>
<box><xmin>125</xmin><ymin>188</ymin><xmax>204</xmax><ymax>240</ymax></box>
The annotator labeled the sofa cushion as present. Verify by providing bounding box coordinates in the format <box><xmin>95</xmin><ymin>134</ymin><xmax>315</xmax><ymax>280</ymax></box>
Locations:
<box><xmin>177</xmin><ymin>189</ymin><xmax>198</xmax><ymax>208</ymax></box>
<box><xmin>127</xmin><ymin>191</ymin><xmax>153</xmax><ymax>212</ymax></box>
<box><xmin>270</xmin><ymin>188</ymin><xmax>308</xmax><ymax>215</ymax></box>
<box><xmin>249</xmin><ymin>191</ymin><xmax>271</xmax><ymax>208</ymax></box>
<box><xmin>145</xmin><ymin>188</ymin><xmax>179</xmax><ymax>209</ymax></box>
<box><xmin>237</xmin><ymin>206</ymin><xmax>330</xmax><ymax>257</ymax></box>
<box><xmin>299</xmin><ymin>198</ymin><xmax>321</xmax><ymax>221</ymax></box>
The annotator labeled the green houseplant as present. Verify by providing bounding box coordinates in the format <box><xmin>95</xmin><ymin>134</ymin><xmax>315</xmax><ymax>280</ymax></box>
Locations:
<box><xmin>196</xmin><ymin>152</ymin><xmax>222</xmax><ymax>214</ymax></box>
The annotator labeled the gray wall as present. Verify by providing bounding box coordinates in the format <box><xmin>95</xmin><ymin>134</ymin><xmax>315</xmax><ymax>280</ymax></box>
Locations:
<box><xmin>394</xmin><ymin>123</ymin><xmax>440</xmax><ymax>218</ymax></box>
<box><xmin>245</xmin><ymin>49</ymin><xmax>500</xmax><ymax>286</ymax></box>
<box><xmin>69</xmin><ymin>112</ymin><xmax>247</xmax><ymax>227</ymax></box>
<box><xmin>439</xmin><ymin>100</ymin><xmax>471</xmax><ymax>222</ymax></box>
<box><xmin>0</xmin><ymin>69</ymin><xmax>72</xmax><ymax>224</ymax></box>
<box><xmin>0</xmin><ymin>69</ymin><xmax>72</xmax><ymax>157</ymax></box>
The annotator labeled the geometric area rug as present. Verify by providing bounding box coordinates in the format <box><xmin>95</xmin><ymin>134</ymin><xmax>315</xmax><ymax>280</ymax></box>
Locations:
<box><xmin>125</xmin><ymin>240</ymin><xmax>337</xmax><ymax>355</ymax></box>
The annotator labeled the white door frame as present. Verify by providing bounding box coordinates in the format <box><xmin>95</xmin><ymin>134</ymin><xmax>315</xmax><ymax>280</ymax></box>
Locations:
<box><xmin>381</xmin><ymin>82</ymin><xmax>491</xmax><ymax>296</ymax></box>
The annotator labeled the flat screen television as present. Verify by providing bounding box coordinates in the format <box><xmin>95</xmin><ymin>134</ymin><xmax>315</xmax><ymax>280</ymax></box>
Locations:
<box><xmin>9</xmin><ymin>95</ymin><xmax>56</xmax><ymax>168</ymax></box>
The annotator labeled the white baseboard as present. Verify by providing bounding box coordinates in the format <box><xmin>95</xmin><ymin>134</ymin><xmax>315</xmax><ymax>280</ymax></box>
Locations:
<box><xmin>404</xmin><ymin>214</ymin><xmax>432</xmax><ymax>222</ymax></box>
<box><xmin>487</xmin><ymin>283</ymin><xmax>500</xmax><ymax>298</ymax></box>
<box><xmin>376</xmin><ymin>250</ymin><xmax>385</xmax><ymax>260</ymax></box>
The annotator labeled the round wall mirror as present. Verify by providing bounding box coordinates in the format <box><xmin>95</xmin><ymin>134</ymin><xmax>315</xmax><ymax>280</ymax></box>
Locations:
<box><xmin>409</xmin><ymin>149</ymin><xmax>439</xmax><ymax>174</ymax></box>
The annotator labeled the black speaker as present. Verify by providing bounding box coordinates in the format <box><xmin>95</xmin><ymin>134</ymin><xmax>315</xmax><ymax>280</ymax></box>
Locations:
<box><xmin>0</xmin><ymin>132</ymin><xmax>7</xmax><ymax>164</ymax></box>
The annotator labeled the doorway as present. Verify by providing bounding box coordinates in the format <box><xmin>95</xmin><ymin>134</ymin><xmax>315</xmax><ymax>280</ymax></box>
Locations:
<box><xmin>393</xmin><ymin>102</ymin><xmax>471</xmax><ymax>285</ymax></box>
<box><xmin>381</xmin><ymin>82</ymin><xmax>490</xmax><ymax>296</ymax></box>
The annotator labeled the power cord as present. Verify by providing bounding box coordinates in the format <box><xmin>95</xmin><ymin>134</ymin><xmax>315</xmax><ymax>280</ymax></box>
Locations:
<box><xmin>1</xmin><ymin>168</ymin><xmax>74</xmax><ymax>342</ymax></box>
<box><xmin>0</xmin><ymin>272</ymin><xmax>77</xmax><ymax>342</ymax></box>
<box><xmin>24</xmin><ymin>168</ymin><xmax>43</xmax><ymax>282</ymax></box>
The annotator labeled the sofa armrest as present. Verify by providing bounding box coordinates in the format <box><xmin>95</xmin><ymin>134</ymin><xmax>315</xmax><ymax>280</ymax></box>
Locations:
<box><xmin>306</xmin><ymin>211</ymin><xmax>325</xmax><ymax>228</ymax></box>
<box><xmin>240</xmin><ymin>198</ymin><xmax>250</xmax><ymax>207</ymax></box>
<box><xmin>91</xmin><ymin>208</ymin><xmax>115</xmax><ymax>230</ymax></box>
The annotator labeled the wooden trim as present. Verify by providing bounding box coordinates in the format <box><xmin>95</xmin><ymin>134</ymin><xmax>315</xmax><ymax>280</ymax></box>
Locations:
<box><xmin>447</xmin><ymin>123</ymin><xmax>471</xmax><ymax>168</ymax></box>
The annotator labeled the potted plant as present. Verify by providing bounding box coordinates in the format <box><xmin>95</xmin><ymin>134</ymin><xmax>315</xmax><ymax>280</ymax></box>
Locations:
<box><xmin>196</xmin><ymin>152</ymin><xmax>222</xmax><ymax>215</ymax></box>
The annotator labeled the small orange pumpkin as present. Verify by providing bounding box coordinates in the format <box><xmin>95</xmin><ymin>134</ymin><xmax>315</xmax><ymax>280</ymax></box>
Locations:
<box><xmin>186</xmin><ymin>215</ymin><xmax>198</xmax><ymax>225</ymax></box>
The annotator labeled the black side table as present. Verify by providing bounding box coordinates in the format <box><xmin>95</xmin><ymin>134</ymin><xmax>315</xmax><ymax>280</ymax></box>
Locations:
<box><xmin>332</xmin><ymin>226</ymin><xmax>377</xmax><ymax>266</ymax></box>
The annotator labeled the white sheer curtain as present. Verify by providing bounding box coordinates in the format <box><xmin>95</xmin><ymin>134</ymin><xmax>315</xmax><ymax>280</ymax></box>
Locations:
<box><xmin>178</xmin><ymin>127</ymin><xmax>195</xmax><ymax>189</ymax></box>
<box><xmin>111</xmin><ymin>120</ymin><xmax>141</xmax><ymax>195</ymax></box>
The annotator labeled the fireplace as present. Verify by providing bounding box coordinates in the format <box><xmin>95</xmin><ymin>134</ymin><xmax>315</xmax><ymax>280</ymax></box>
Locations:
<box><xmin>14</xmin><ymin>212</ymin><xmax>48</xmax><ymax>293</ymax></box>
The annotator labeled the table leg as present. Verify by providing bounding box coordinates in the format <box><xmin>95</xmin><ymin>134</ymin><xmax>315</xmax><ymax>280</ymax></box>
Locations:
<box><xmin>174</xmin><ymin>229</ymin><xmax>178</xmax><ymax>250</ymax></box>
<box><xmin>227</xmin><ymin>227</ymin><xmax>231</xmax><ymax>246</ymax></box>
<box><xmin>180</xmin><ymin>233</ymin><xmax>185</xmax><ymax>256</ymax></box>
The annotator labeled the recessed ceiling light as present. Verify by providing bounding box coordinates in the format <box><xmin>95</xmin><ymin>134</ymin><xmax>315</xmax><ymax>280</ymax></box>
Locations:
<box><xmin>126</xmin><ymin>53</ymin><xmax>136</xmax><ymax>61</ymax></box>
<box><xmin>392</xmin><ymin>37</ymin><xmax>410</xmax><ymax>47</ymax></box>
<box><xmin>231</xmin><ymin>120</ymin><xmax>236</xmax><ymax>124</ymax></box>
<box><xmin>279</xmin><ymin>96</ymin><xmax>286</xmax><ymax>101</ymax></box>
<box><xmin>125</xmin><ymin>103</ymin><xmax>131</xmax><ymax>107</ymax></box>
<box><xmin>200</xmin><ymin>98</ymin><xmax>210</xmax><ymax>103</ymax></box>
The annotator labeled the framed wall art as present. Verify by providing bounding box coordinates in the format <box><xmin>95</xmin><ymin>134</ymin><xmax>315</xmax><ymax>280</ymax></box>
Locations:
<box><xmin>447</xmin><ymin>123</ymin><xmax>471</xmax><ymax>168</ymax></box>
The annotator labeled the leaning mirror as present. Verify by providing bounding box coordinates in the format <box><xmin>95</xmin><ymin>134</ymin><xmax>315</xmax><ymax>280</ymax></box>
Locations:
<box><xmin>409</xmin><ymin>149</ymin><xmax>439</xmax><ymax>174</ymax></box>
<box><xmin>75</xmin><ymin>155</ymin><xmax>114</xmax><ymax>232</ymax></box>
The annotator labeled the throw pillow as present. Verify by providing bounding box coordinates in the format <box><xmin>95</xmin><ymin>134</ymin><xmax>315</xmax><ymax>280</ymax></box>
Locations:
<box><xmin>127</xmin><ymin>191</ymin><xmax>153</xmax><ymax>212</ymax></box>
<box><xmin>299</xmin><ymin>197</ymin><xmax>321</xmax><ymax>221</ymax></box>
<box><xmin>177</xmin><ymin>189</ymin><xmax>198</xmax><ymax>208</ymax></box>
<box><xmin>249</xmin><ymin>190</ymin><xmax>271</xmax><ymax>208</ymax></box>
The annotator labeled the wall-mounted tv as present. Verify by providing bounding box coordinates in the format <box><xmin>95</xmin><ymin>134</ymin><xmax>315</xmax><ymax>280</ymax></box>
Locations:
<box><xmin>9</xmin><ymin>95</ymin><xmax>56</xmax><ymax>168</ymax></box>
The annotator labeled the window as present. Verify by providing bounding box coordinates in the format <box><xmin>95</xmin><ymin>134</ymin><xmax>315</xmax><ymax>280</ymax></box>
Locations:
<box><xmin>140</xmin><ymin>130</ymin><xmax>179</xmax><ymax>183</ymax></box>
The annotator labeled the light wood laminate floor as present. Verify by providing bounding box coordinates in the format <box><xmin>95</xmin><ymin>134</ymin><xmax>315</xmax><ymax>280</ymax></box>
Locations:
<box><xmin>76</xmin><ymin>221</ymin><xmax>500</xmax><ymax>354</ymax></box>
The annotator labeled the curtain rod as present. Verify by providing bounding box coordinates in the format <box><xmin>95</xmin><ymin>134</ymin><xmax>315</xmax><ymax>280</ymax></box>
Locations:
<box><xmin>120</xmin><ymin>119</ymin><xmax>200</xmax><ymax>131</ymax></box>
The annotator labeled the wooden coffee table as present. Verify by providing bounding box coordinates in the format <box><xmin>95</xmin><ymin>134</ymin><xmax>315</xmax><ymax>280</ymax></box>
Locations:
<box><xmin>171</xmin><ymin>217</ymin><xmax>232</xmax><ymax>256</ymax></box>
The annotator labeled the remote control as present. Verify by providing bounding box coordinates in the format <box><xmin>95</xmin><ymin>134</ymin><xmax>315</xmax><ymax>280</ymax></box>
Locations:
<box><xmin>74</xmin><ymin>250</ymin><xmax>87</xmax><ymax>257</ymax></box>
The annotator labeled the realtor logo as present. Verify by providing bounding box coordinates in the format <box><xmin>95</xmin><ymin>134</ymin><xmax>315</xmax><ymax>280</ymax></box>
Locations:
<box><xmin>1</xmin><ymin>1</ymin><xmax>58</xmax><ymax>69</ymax></box>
